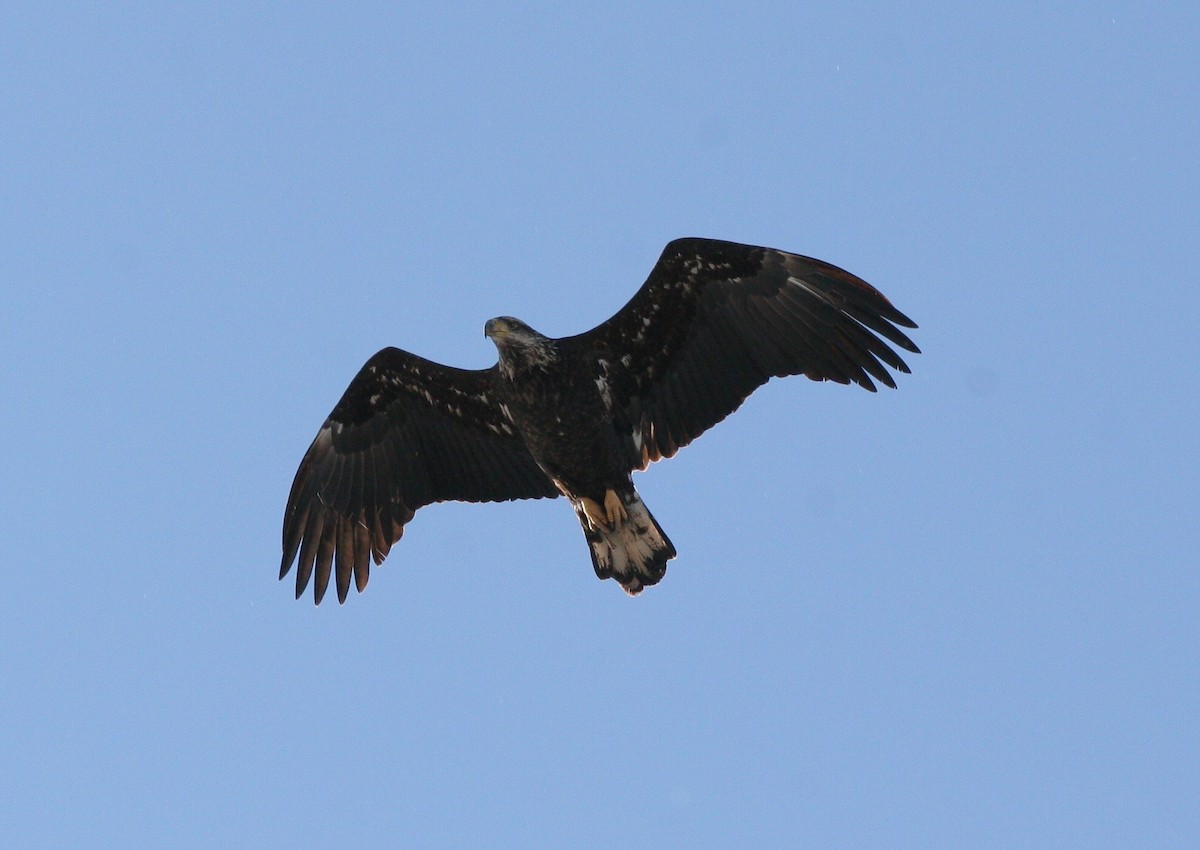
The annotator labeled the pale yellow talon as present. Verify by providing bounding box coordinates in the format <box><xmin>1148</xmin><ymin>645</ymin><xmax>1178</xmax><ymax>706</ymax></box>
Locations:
<box><xmin>580</xmin><ymin>496</ymin><xmax>608</xmax><ymax>530</ymax></box>
<box><xmin>580</xmin><ymin>490</ymin><xmax>626</xmax><ymax>531</ymax></box>
<box><xmin>604</xmin><ymin>489</ymin><xmax>627</xmax><ymax>526</ymax></box>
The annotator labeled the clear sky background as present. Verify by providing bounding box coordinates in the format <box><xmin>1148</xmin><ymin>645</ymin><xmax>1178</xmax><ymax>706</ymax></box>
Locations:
<box><xmin>3</xmin><ymin>3</ymin><xmax>1197</xmax><ymax>847</ymax></box>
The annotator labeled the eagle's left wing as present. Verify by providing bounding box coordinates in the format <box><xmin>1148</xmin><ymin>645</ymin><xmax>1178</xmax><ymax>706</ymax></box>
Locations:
<box><xmin>281</xmin><ymin>347</ymin><xmax>559</xmax><ymax>604</ymax></box>
<box><xmin>560</xmin><ymin>237</ymin><xmax>920</xmax><ymax>468</ymax></box>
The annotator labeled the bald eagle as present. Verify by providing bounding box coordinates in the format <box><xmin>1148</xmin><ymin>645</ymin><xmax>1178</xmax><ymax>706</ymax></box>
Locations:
<box><xmin>281</xmin><ymin>238</ymin><xmax>919</xmax><ymax>603</ymax></box>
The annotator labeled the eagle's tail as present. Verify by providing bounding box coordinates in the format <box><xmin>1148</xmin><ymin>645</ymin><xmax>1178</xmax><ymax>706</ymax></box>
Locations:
<box><xmin>576</xmin><ymin>489</ymin><xmax>677</xmax><ymax>595</ymax></box>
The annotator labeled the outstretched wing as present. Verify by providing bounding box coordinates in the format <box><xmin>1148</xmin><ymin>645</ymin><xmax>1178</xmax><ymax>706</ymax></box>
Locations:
<box><xmin>281</xmin><ymin>347</ymin><xmax>558</xmax><ymax>604</ymax></box>
<box><xmin>562</xmin><ymin>237</ymin><xmax>920</xmax><ymax>467</ymax></box>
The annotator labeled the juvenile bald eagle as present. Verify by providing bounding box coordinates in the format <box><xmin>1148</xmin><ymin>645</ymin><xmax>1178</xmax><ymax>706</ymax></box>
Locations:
<box><xmin>281</xmin><ymin>238</ymin><xmax>919</xmax><ymax>603</ymax></box>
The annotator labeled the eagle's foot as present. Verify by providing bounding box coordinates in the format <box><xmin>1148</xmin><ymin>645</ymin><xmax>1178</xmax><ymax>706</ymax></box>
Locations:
<box><xmin>580</xmin><ymin>490</ymin><xmax>627</xmax><ymax>531</ymax></box>
<box><xmin>580</xmin><ymin>496</ymin><xmax>607</xmax><ymax>530</ymax></box>
<box><xmin>604</xmin><ymin>488</ymin><xmax>627</xmax><ymax>526</ymax></box>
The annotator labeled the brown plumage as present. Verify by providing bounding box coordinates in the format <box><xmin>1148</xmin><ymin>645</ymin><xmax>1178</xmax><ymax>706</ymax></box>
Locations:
<box><xmin>281</xmin><ymin>238</ymin><xmax>919</xmax><ymax>603</ymax></box>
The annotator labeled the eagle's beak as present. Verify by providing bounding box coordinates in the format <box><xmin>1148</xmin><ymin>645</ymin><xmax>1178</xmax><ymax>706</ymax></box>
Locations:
<box><xmin>484</xmin><ymin>318</ymin><xmax>507</xmax><ymax>339</ymax></box>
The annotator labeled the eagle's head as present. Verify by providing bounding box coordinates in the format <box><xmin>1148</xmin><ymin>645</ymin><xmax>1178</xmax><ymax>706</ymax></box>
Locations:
<box><xmin>485</xmin><ymin>316</ymin><xmax>557</xmax><ymax>376</ymax></box>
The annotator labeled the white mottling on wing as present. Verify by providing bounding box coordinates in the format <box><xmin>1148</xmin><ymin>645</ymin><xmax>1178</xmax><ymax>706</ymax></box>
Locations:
<box><xmin>595</xmin><ymin>376</ymin><xmax>612</xmax><ymax>409</ymax></box>
<box><xmin>594</xmin><ymin>359</ymin><xmax>614</xmax><ymax>409</ymax></box>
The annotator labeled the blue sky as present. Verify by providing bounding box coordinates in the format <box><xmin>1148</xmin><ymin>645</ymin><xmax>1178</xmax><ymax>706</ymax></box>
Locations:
<box><xmin>3</xmin><ymin>3</ymin><xmax>1197</xmax><ymax>847</ymax></box>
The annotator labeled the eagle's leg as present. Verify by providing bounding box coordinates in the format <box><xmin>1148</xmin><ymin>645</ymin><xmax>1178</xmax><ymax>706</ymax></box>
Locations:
<box><xmin>580</xmin><ymin>496</ymin><xmax>609</xmax><ymax>530</ymax></box>
<box><xmin>604</xmin><ymin>488</ymin><xmax>627</xmax><ymax>526</ymax></box>
<box><xmin>580</xmin><ymin>490</ymin><xmax>627</xmax><ymax>531</ymax></box>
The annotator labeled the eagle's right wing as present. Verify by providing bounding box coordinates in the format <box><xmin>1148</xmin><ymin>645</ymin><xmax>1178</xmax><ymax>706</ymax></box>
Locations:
<box><xmin>562</xmin><ymin>238</ymin><xmax>919</xmax><ymax>468</ymax></box>
<box><xmin>281</xmin><ymin>348</ymin><xmax>558</xmax><ymax>604</ymax></box>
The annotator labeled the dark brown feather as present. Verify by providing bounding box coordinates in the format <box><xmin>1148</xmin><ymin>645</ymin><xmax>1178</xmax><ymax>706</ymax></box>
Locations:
<box><xmin>280</xmin><ymin>348</ymin><xmax>559</xmax><ymax>604</ymax></box>
<box><xmin>561</xmin><ymin>237</ymin><xmax>919</xmax><ymax>468</ymax></box>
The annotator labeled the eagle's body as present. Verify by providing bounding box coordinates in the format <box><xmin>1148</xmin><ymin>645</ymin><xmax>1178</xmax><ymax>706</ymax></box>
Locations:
<box><xmin>485</xmin><ymin>317</ymin><xmax>676</xmax><ymax>591</ymax></box>
<box><xmin>281</xmin><ymin>238</ymin><xmax>919</xmax><ymax>603</ymax></box>
<box><xmin>488</xmin><ymin>320</ymin><xmax>621</xmax><ymax>498</ymax></box>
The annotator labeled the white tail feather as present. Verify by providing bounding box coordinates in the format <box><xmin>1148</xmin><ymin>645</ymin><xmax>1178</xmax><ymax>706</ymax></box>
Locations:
<box><xmin>574</xmin><ymin>490</ymin><xmax>676</xmax><ymax>594</ymax></box>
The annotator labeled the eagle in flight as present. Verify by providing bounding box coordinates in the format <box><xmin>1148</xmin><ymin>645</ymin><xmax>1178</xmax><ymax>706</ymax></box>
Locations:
<box><xmin>281</xmin><ymin>238</ymin><xmax>919</xmax><ymax>603</ymax></box>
